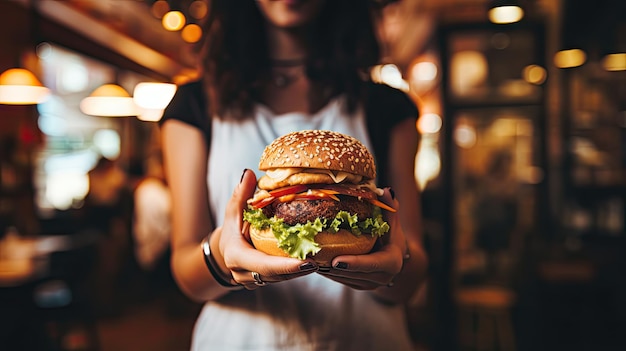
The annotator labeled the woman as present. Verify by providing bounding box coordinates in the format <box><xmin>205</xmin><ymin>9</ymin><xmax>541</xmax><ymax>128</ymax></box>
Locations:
<box><xmin>160</xmin><ymin>0</ymin><xmax>428</xmax><ymax>349</ymax></box>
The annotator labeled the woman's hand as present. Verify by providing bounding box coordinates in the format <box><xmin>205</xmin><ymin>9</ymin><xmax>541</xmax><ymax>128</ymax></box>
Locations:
<box><xmin>317</xmin><ymin>188</ymin><xmax>408</xmax><ymax>290</ymax></box>
<box><xmin>215</xmin><ymin>169</ymin><xmax>319</xmax><ymax>289</ymax></box>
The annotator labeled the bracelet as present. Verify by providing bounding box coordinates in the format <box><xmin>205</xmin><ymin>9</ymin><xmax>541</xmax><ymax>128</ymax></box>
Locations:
<box><xmin>201</xmin><ymin>236</ymin><xmax>242</xmax><ymax>289</ymax></box>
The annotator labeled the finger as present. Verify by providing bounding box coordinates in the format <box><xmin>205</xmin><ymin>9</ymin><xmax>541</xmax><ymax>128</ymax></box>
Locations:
<box><xmin>378</xmin><ymin>187</ymin><xmax>407</xmax><ymax>253</ymax></box>
<box><xmin>330</xmin><ymin>244</ymin><xmax>404</xmax><ymax>276</ymax></box>
<box><xmin>241</xmin><ymin>221</ymin><xmax>251</xmax><ymax>242</ymax></box>
<box><xmin>225</xmin><ymin>169</ymin><xmax>257</xmax><ymax>222</ymax></box>
<box><xmin>230</xmin><ymin>253</ymin><xmax>318</xmax><ymax>277</ymax></box>
<box><xmin>232</xmin><ymin>256</ymin><xmax>318</xmax><ymax>286</ymax></box>
<box><xmin>220</xmin><ymin>169</ymin><xmax>257</xmax><ymax>249</ymax></box>
<box><xmin>379</xmin><ymin>187</ymin><xmax>400</xmax><ymax>214</ymax></box>
<box><xmin>317</xmin><ymin>272</ymin><xmax>382</xmax><ymax>290</ymax></box>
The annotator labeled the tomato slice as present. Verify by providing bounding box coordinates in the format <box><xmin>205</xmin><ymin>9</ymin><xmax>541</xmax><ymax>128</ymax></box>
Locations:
<box><xmin>251</xmin><ymin>184</ymin><xmax>394</xmax><ymax>212</ymax></box>
<box><xmin>314</xmin><ymin>184</ymin><xmax>377</xmax><ymax>200</ymax></box>
<box><xmin>293</xmin><ymin>189</ymin><xmax>341</xmax><ymax>202</ymax></box>
<box><xmin>251</xmin><ymin>196</ymin><xmax>276</xmax><ymax>209</ymax></box>
<box><xmin>250</xmin><ymin>185</ymin><xmax>308</xmax><ymax>208</ymax></box>
<box><xmin>269</xmin><ymin>184</ymin><xmax>308</xmax><ymax>198</ymax></box>
<box><xmin>277</xmin><ymin>194</ymin><xmax>297</xmax><ymax>203</ymax></box>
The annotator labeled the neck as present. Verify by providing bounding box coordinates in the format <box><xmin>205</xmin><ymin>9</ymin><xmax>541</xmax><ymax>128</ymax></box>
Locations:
<box><xmin>266</xmin><ymin>25</ymin><xmax>308</xmax><ymax>64</ymax></box>
<box><xmin>269</xmin><ymin>57</ymin><xmax>306</xmax><ymax>67</ymax></box>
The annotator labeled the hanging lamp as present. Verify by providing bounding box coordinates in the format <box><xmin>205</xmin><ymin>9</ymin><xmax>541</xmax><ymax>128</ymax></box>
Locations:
<box><xmin>488</xmin><ymin>0</ymin><xmax>524</xmax><ymax>24</ymax></box>
<box><xmin>133</xmin><ymin>82</ymin><xmax>177</xmax><ymax>122</ymax></box>
<box><xmin>0</xmin><ymin>68</ymin><xmax>50</xmax><ymax>105</ymax></box>
<box><xmin>80</xmin><ymin>84</ymin><xmax>137</xmax><ymax>117</ymax></box>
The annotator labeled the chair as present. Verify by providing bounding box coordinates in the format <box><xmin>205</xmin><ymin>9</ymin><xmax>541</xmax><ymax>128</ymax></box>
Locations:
<box><xmin>455</xmin><ymin>286</ymin><xmax>517</xmax><ymax>351</ymax></box>
<box><xmin>33</xmin><ymin>238</ymin><xmax>101</xmax><ymax>351</ymax></box>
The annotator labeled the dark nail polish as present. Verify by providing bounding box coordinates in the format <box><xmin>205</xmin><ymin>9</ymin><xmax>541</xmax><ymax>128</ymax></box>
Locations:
<box><xmin>334</xmin><ymin>262</ymin><xmax>348</xmax><ymax>270</ymax></box>
<box><xmin>389</xmin><ymin>188</ymin><xmax>395</xmax><ymax>200</ymax></box>
<box><xmin>299</xmin><ymin>262</ymin><xmax>317</xmax><ymax>271</ymax></box>
<box><xmin>240</xmin><ymin>169</ymin><xmax>248</xmax><ymax>183</ymax></box>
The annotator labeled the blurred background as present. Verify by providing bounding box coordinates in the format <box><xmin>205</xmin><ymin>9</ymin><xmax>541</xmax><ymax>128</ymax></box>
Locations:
<box><xmin>0</xmin><ymin>0</ymin><xmax>624</xmax><ymax>350</ymax></box>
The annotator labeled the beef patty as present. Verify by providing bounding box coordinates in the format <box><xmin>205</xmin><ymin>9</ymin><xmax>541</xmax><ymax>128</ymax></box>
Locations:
<box><xmin>264</xmin><ymin>196</ymin><xmax>373</xmax><ymax>226</ymax></box>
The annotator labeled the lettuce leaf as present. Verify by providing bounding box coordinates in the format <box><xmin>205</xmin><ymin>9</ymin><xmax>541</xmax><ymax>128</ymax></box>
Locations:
<box><xmin>243</xmin><ymin>206</ymin><xmax>389</xmax><ymax>260</ymax></box>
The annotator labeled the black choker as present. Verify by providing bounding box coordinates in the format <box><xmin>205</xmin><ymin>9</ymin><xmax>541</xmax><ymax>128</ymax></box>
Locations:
<box><xmin>269</xmin><ymin>58</ymin><xmax>307</xmax><ymax>67</ymax></box>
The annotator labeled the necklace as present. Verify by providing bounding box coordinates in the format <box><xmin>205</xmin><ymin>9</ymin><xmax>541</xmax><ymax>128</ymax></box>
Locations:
<box><xmin>271</xmin><ymin>70</ymin><xmax>299</xmax><ymax>88</ymax></box>
<box><xmin>270</xmin><ymin>66</ymin><xmax>305</xmax><ymax>88</ymax></box>
<box><xmin>267</xmin><ymin>58</ymin><xmax>307</xmax><ymax>88</ymax></box>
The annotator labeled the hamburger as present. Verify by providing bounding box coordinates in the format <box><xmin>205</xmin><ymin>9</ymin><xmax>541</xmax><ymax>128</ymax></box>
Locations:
<box><xmin>243</xmin><ymin>130</ymin><xmax>396</xmax><ymax>266</ymax></box>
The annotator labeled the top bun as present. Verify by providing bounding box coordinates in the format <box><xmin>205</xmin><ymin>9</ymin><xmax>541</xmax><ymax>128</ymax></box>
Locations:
<box><xmin>259</xmin><ymin>130</ymin><xmax>376</xmax><ymax>180</ymax></box>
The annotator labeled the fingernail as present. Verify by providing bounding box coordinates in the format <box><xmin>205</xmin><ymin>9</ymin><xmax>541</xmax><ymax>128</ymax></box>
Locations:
<box><xmin>240</xmin><ymin>169</ymin><xmax>248</xmax><ymax>183</ymax></box>
<box><xmin>389</xmin><ymin>187</ymin><xmax>395</xmax><ymax>200</ymax></box>
<box><xmin>333</xmin><ymin>262</ymin><xmax>348</xmax><ymax>270</ymax></box>
<box><xmin>299</xmin><ymin>262</ymin><xmax>317</xmax><ymax>271</ymax></box>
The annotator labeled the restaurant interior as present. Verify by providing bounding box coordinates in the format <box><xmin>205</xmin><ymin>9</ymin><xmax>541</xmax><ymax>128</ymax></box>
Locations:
<box><xmin>0</xmin><ymin>0</ymin><xmax>624</xmax><ymax>350</ymax></box>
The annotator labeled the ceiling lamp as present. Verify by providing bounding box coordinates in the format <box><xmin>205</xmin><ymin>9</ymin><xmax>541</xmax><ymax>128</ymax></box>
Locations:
<box><xmin>602</xmin><ymin>53</ymin><xmax>626</xmax><ymax>71</ymax></box>
<box><xmin>488</xmin><ymin>1</ymin><xmax>524</xmax><ymax>24</ymax></box>
<box><xmin>162</xmin><ymin>11</ymin><xmax>186</xmax><ymax>31</ymax></box>
<box><xmin>0</xmin><ymin>68</ymin><xmax>50</xmax><ymax>105</ymax></box>
<box><xmin>182</xmin><ymin>24</ymin><xmax>203</xmax><ymax>43</ymax></box>
<box><xmin>80</xmin><ymin>84</ymin><xmax>137</xmax><ymax>117</ymax></box>
<box><xmin>133</xmin><ymin>82</ymin><xmax>177</xmax><ymax>122</ymax></box>
<box><xmin>554</xmin><ymin>48</ymin><xmax>587</xmax><ymax>69</ymax></box>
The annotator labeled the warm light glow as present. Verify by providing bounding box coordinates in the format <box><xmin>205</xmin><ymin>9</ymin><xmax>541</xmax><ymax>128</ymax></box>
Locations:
<box><xmin>380</xmin><ymin>64</ymin><xmax>409</xmax><ymax>91</ymax></box>
<box><xmin>411</xmin><ymin>62</ymin><xmax>438</xmax><ymax>82</ymax></box>
<box><xmin>133</xmin><ymin>82</ymin><xmax>177</xmax><ymax>110</ymax></box>
<box><xmin>554</xmin><ymin>49</ymin><xmax>587</xmax><ymax>68</ymax></box>
<box><xmin>602</xmin><ymin>53</ymin><xmax>626</xmax><ymax>71</ymax></box>
<box><xmin>454</xmin><ymin>124</ymin><xmax>477</xmax><ymax>149</ymax></box>
<box><xmin>136</xmin><ymin>108</ymin><xmax>165</xmax><ymax>122</ymax></box>
<box><xmin>417</xmin><ymin>113</ymin><xmax>442</xmax><ymax>134</ymax></box>
<box><xmin>488</xmin><ymin>6</ymin><xmax>524</xmax><ymax>24</ymax></box>
<box><xmin>151</xmin><ymin>0</ymin><xmax>170</xmax><ymax>19</ymax></box>
<box><xmin>181</xmin><ymin>24</ymin><xmax>203</xmax><ymax>43</ymax></box>
<box><xmin>45</xmin><ymin>171</ymin><xmax>89</xmax><ymax>210</ymax></box>
<box><xmin>523</xmin><ymin>65</ymin><xmax>547</xmax><ymax>84</ymax></box>
<box><xmin>162</xmin><ymin>11</ymin><xmax>186</xmax><ymax>31</ymax></box>
<box><xmin>0</xmin><ymin>68</ymin><xmax>50</xmax><ymax>105</ymax></box>
<box><xmin>415</xmin><ymin>135</ymin><xmax>441</xmax><ymax>191</ymax></box>
<box><xmin>133</xmin><ymin>82</ymin><xmax>176</xmax><ymax>122</ymax></box>
<box><xmin>80</xmin><ymin>84</ymin><xmax>137</xmax><ymax>117</ymax></box>
<box><xmin>189</xmin><ymin>0</ymin><xmax>208</xmax><ymax>19</ymax></box>
<box><xmin>451</xmin><ymin>51</ymin><xmax>488</xmax><ymax>96</ymax></box>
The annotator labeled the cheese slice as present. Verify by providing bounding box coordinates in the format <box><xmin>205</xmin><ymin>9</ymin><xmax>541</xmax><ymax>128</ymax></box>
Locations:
<box><xmin>265</xmin><ymin>168</ymin><xmax>353</xmax><ymax>184</ymax></box>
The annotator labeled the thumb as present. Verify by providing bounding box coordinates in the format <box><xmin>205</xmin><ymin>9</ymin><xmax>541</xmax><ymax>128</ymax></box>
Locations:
<box><xmin>224</xmin><ymin>169</ymin><xmax>257</xmax><ymax>242</ymax></box>
<box><xmin>231</xmin><ymin>169</ymin><xmax>258</xmax><ymax>214</ymax></box>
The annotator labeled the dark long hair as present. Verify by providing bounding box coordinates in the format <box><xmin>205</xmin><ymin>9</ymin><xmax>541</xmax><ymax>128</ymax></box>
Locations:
<box><xmin>201</xmin><ymin>0</ymin><xmax>381</xmax><ymax>118</ymax></box>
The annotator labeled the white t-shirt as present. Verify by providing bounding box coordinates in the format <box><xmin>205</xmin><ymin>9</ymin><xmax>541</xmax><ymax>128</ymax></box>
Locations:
<box><xmin>193</xmin><ymin>97</ymin><xmax>414</xmax><ymax>351</ymax></box>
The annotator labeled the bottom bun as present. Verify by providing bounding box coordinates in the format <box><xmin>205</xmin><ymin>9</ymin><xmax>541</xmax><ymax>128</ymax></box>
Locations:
<box><xmin>249</xmin><ymin>227</ymin><xmax>378</xmax><ymax>267</ymax></box>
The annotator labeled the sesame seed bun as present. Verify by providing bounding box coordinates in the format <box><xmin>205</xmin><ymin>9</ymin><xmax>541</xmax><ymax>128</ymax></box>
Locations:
<box><xmin>258</xmin><ymin>130</ymin><xmax>376</xmax><ymax>180</ymax></box>
<box><xmin>249</xmin><ymin>227</ymin><xmax>378</xmax><ymax>267</ymax></box>
<box><xmin>245</xmin><ymin>130</ymin><xmax>387</xmax><ymax>265</ymax></box>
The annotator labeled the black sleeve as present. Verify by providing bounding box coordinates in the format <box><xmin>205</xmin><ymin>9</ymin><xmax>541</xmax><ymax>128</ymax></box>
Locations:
<box><xmin>364</xmin><ymin>82</ymin><xmax>419</xmax><ymax>187</ymax></box>
<box><xmin>159</xmin><ymin>80</ymin><xmax>211</xmax><ymax>142</ymax></box>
